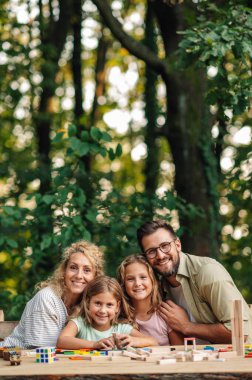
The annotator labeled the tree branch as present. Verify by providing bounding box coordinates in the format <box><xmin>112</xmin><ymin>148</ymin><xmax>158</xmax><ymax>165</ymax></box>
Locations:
<box><xmin>91</xmin><ymin>0</ymin><xmax>170</xmax><ymax>82</ymax></box>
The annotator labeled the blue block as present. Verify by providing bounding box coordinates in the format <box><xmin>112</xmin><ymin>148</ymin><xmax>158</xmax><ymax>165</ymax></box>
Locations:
<box><xmin>204</xmin><ymin>346</ymin><xmax>214</xmax><ymax>351</ymax></box>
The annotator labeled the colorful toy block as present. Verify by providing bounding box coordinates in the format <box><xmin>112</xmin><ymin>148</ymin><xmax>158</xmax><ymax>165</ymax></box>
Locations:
<box><xmin>204</xmin><ymin>345</ymin><xmax>215</xmax><ymax>351</ymax></box>
<box><xmin>60</xmin><ymin>349</ymin><xmax>108</xmax><ymax>356</ymax></box>
<box><xmin>35</xmin><ymin>347</ymin><xmax>56</xmax><ymax>363</ymax></box>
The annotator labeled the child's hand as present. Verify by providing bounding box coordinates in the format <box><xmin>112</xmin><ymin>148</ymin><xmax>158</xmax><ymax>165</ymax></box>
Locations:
<box><xmin>114</xmin><ymin>334</ymin><xmax>135</xmax><ymax>349</ymax></box>
<box><xmin>93</xmin><ymin>337</ymin><xmax>115</xmax><ymax>350</ymax></box>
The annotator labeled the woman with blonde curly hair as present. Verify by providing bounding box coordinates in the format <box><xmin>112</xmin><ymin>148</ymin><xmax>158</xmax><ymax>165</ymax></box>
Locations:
<box><xmin>0</xmin><ymin>240</ymin><xmax>104</xmax><ymax>349</ymax></box>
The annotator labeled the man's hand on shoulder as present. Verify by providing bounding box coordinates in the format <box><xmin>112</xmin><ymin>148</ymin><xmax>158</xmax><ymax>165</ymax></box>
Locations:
<box><xmin>158</xmin><ymin>300</ymin><xmax>191</xmax><ymax>335</ymax></box>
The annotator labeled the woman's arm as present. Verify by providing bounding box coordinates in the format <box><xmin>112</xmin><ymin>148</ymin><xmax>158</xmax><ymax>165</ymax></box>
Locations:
<box><xmin>9</xmin><ymin>287</ymin><xmax>68</xmax><ymax>348</ymax></box>
<box><xmin>57</xmin><ymin>321</ymin><xmax>114</xmax><ymax>350</ymax></box>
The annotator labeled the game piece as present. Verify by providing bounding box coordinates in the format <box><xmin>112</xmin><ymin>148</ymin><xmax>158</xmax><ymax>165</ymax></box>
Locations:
<box><xmin>126</xmin><ymin>346</ymin><xmax>138</xmax><ymax>354</ymax></box>
<box><xmin>191</xmin><ymin>353</ymin><xmax>204</xmax><ymax>362</ymax></box>
<box><xmin>9</xmin><ymin>351</ymin><xmax>21</xmax><ymax>366</ymax></box>
<box><xmin>108</xmin><ymin>350</ymin><xmax>124</xmax><ymax>356</ymax></box>
<box><xmin>150</xmin><ymin>346</ymin><xmax>171</xmax><ymax>354</ymax></box>
<box><xmin>136</xmin><ymin>347</ymin><xmax>150</xmax><ymax>356</ymax></box>
<box><xmin>157</xmin><ymin>358</ymin><xmax>176</xmax><ymax>364</ymax></box>
<box><xmin>184</xmin><ymin>337</ymin><xmax>196</xmax><ymax>351</ymax></box>
<box><xmin>218</xmin><ymin>350</ymin><xmax>237</xmax><ymax>359</ymax></box>
<box><xmin>112</xmin><ymin>333</ymin><xmax>121</xmax><ymax>349</ymax></box>
<box><xmin>204</xmin><ymin>345</ymin><xmax>214</xmax><ymax>351</ymax></box>
<box><xmin>122</xmin><ymin>351</ymin><xmax>145</xmax><ymax>360</ymax></box>
<box><xmin>231</xmin><ymin>299</ymin><xmax>244</xmax><ymax>356</ymax></box>
<box><xmin>36</xmin><ymin>347</ymin><xmax>56</xmax><ymax>363</ymax></box>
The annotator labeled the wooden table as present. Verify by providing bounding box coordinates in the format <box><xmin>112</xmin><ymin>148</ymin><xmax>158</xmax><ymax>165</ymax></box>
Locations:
<box><xmin>1</xmin><ymin>346</ymin><xmax>252</xmax><ymax>379</ymax></box>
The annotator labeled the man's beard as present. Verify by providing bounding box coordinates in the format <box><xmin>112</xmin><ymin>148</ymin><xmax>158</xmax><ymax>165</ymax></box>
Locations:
<box><xmin>155</xmin><ymin>256</ymin><xmax>180</xmax><ymax>278</ymax></box>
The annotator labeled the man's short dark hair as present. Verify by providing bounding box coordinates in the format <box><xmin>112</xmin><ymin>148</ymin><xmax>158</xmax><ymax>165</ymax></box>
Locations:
<box><xmin>137</xmin><ymin>219</ymin><xmax>177</xmax><ymax>252</ymax></box>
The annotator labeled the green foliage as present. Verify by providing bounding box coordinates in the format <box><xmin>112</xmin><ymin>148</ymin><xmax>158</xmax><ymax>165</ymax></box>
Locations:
<box><xmin>178</xmin><ymin>2</ymin><xmax>252</xmax><ymax>118</ymax></box>
<box><xmin>177</xmin><ymin>0</ymin><xmax>252</xmax><ymax>298</ymax></box>
<box><xmin>220</xmin><ymin>140</ymin><xmax>252</xmax><ymax>302</ymax></box>
<box><xmin>1</xmin><ymin>0</ymin><xmax>251</xmax><ymax>320</ymax></box>
<box><xmin>0</xmin><ymin>125</ymin><xmax>120</xmax><ymax>318</ymax></box>
<box><xmin>94</xmin><ymin>189</ymin><xmax>203</xmax><ymax>276</ymax></box>
<box><xmin>0</xmin><ymin>125</ymin><xmax>203</xmax><ymax>319</ymax></box>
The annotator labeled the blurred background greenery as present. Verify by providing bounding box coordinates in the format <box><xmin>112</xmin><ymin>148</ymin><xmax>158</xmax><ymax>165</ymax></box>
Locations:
<box><xmin>0</xmin><ymin>0</ymin><xmax>251</xmax><ymax>319</ymax></box>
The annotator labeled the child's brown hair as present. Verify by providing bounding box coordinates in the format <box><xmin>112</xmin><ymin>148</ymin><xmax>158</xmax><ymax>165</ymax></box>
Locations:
<box><xmin>79</xmin><ymin>276</ymin><xmax>135</xmax><ymax>326</ymax></box>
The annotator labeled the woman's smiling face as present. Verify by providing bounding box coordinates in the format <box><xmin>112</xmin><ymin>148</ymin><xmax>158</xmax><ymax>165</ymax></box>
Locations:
<box><xmin>64</xmin><ymin>252</ymin><xmax>95</xmax><ymax>296</ymax></box>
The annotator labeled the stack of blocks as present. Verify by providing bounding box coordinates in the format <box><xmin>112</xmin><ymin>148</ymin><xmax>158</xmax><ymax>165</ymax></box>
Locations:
<box><xmin>36</xmin><ymin>347</ymin><xmax>56</xmax><ymax>363</ymax></box>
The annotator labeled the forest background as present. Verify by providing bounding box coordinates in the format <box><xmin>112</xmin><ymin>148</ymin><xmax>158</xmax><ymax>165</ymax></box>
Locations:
<box><xmin>0</xmin><ymin>0</ymin><xmax>251</xmax><ymax>319</ymax></box>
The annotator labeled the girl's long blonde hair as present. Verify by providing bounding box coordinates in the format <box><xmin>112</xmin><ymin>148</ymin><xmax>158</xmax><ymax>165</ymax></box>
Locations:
<box><xmin>117</xmin><ymin>254</ymin><xmax>161</xmax><ymax>315</ymax></box>
<box><xmin>36</xmin><ymin>240</ymin><xmax>104</xmax><ymax>302</ymax></box>
<box><xmin>79</xmin><ymin>276</ymin><xmax>135</xmax><ymax>326</ymax></box>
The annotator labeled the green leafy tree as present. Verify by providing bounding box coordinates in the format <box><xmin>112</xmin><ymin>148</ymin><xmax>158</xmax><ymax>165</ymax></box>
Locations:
<box><xmin>0</xmin><ymin>0</ymin><xmax>251</xmax><ymax>318</ymax></box>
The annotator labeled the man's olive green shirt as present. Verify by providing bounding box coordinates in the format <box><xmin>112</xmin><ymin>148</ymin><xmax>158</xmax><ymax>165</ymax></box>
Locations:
<box><xmin>162</xmin><ymin>252</ymin><xmax>252</xmax><ymax>343</ymax></box>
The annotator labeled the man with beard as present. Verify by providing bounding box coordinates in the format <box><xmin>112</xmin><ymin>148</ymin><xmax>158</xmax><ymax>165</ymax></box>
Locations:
<box><xmin>137</xmin><ymin>219</ymin><xmax>252</xmax><ymax>344</ymax></box>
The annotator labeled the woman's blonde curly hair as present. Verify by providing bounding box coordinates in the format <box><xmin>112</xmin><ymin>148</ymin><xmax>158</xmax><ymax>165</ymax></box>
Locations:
<box><xmin>36</xmin><ymin>240</ymin><xmax>104</xmax><ymax>301</ymax></box>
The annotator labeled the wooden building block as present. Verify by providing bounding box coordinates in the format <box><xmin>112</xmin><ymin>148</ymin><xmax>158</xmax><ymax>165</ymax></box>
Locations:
<box><xmin>176</xmin><ymin>356</ymin><xmax>186</xmax><ymax>362</ymax></box>
<box><xmin>150</xmin><ymin>347</ymin><xmax>171</xmax><ymax>354</ymax></box>
<box><xmin>205</xmin><ymin>353</ymin><xmax>219</xmax><ymax>361</ymax></box>
<box><xmin>231</xmin><ymin>299</ymin><xmax>244</xmax><ymax>356</ymax></box>
<box><xmin>176</xmin><ymin>352</ymin><xmax>187</xmax><ymax>361</ymax></box>
<box><xmin>112</xmin><ymin>333</ymin><xmax>121</xmax><ymax>349</ymax></box>
<box><xmin>161</xmin><ymin>355</ymin><xmax>177</xmax><ymax>360</ymax></box>
<box><xmin>75</xmin><ymin>356</ymin><xmax>109</xmax><ymax>362</ymax></box>
<box><xmin>107</xmin><ymin>350</ymin><xmax>124</xmax><ymax>356</ymax></box>
<box><xmin>157</xmin><ymin>358</ymin><xmax>177</xmax><ymax>364</ymax></box>
<box><xmin>127</xmin><ymin>346</ymin><xmax>138</xmax><ymax>354</ymax></box>
<box><xmin>136</xmin><ymin>347</ymin><xmax>150</xmax><ymax>356</ymax></box>
<box><xmin>192</xmin><ymin>353</ymin><xmax>204</xmax><ymax>362</ymax></box>
<box><xmin>122</xmin><ymin>351</ymin><xmax>145</xmax><ymax>360</ymax></box>
<box><xmin>184</xmin><ymin>337</ymin><xmax>196</xmax><ymax>351</ymax></box>
<box><xmin>218</xmin><ymin>350</ymin><xmax>237</xmax><ymax>359</ymax></box>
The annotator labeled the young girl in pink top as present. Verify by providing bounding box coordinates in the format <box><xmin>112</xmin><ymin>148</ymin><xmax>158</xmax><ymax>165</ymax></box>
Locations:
<box><xmin>118</xmin><ymin>255</ymin><xmax>184</xmax><ymax>346</ymax></box>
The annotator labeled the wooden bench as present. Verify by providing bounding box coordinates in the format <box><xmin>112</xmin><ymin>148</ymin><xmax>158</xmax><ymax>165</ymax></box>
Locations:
<box><xmin>0</xmin><ymin>310</ymin><xmax>19</xmax><ymax>341</ymax></box>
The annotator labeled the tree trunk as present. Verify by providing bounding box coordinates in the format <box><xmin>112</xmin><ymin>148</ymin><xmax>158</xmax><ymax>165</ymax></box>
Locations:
<box><xmin>36</xmin><ymin>0</ymin><xmax>72</xmax><ymax>194</ymax></box>
<box><xmin>144</xmin><ymin>2</ymin><xmax>160</xmax><ymax>199</ymax></box>
<box><xmin>91</xmin><ymin>0</ymin><xmax>221</xmax><ymax>257</ymax></box>
<box><xmin>89</xmin><ymin>29</ymin><xmax>108</xmax><ymax>130</ymax></box>
<box><xmin>152</xmin><ymin>1</ymin><xmax>220</xmax><ymax>257</ymax></box>
<box><xmin>32</xmin><ymin>0</ymin><xmax>73</xmax><ymax>277</ymax></box>
<box><xmin>72</xmin><ymin>0</ymin><xmax>91</xmax><ymax>174</ymax></box>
